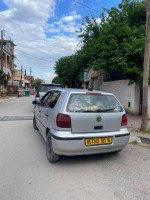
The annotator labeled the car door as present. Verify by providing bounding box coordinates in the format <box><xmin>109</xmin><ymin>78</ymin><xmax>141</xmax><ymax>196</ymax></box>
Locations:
<box><xmin>35</xmin><ymin>92</ymin><xmax>51</xmax><ymax>137</ymax></box>
<box><xmin>34</xmin><ymin>101</ymin><xmax>42</xmax><ymax>130</ymax></box>
<box><xmin>40</xmin><ymin>91</ymin><xmax>61</xmax><ymax>140</ymax></box>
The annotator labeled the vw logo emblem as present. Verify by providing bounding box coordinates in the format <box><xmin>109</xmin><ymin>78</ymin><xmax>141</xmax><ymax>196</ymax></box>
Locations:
<box><xmin>96</xmin><ymin>116</ymin><xmax>102</xmax><ymax>122</ymax></box>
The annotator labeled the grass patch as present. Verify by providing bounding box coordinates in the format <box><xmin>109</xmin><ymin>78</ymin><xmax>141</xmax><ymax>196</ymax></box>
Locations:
<box><xmin>131</xmin><ymin>128</ymin><xmax>150</xmax><ymax>135</ymax></box>
<box><xmin>138</xmin><ymin>129</ymin><xmax>150</xmax><ymax>135</ymax></box>
<box><xmin>130</xmin><ymin>141</ymin><xmax>138</xmax><ymax>145</ymax></box>
<box><xmin>131</xmin><ymin>128</ymin><xmax>139</xmax><ymax>132</ymax></box>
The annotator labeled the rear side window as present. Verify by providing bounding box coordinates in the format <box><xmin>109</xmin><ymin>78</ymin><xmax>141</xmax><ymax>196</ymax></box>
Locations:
<box><xmin>45</xmin><ymin>91</ymin><xmax>61</xmax><ymax>108</ymax></box>
<box><xmin>67</xmin><ymin>94</ymin><xmax>123</xmax><ymax>112</ymax></box>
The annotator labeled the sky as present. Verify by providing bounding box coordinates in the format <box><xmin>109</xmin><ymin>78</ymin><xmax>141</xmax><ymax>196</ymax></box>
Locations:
<box><xmin>0</xmin><ymin>0</ymin><xmax>122</xmax><ymax>83</ymax></box>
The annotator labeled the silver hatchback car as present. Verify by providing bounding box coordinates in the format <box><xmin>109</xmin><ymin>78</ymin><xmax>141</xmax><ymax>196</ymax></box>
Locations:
<box><xmin>33</xmin><ymin>88</ymin><xmax>130</xmax><ymax>162</ymax></box>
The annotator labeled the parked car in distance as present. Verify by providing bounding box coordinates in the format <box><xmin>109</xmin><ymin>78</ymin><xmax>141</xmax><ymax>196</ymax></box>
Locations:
<box><xmin>32</xmin><ymin>88</ymin><xmax>130</xmax><ymax>163</ymax></box>
<box><xmin>34</xmin><ymin>83</ymin><xmax>62</xmax><ymax>103</ymax></box>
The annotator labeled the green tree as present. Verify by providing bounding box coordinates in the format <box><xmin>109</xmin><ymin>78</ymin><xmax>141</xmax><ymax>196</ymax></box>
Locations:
<box><xmin>77</xmin><ymin>0</ymin><xmax>146</xmax><ymax>83</ymax></box>
<box><xmin>32</xmin><ymin>79</ymin><xmax>42</xmax><ymax>90</ymax></box>
<box><xmin>54</xmin><ymin>55</ymin><xmax>82</xmax><ymax>87</ymax></box>
<box><xmin>52</xmin><ymin>76</ymin><xmax>63</xmax><ymax>85</ymax></box>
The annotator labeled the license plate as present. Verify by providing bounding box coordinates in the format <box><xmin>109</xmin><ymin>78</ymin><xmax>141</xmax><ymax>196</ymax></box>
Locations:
<box><xmin>85</xmin><ymin>137</ymin><xmax>112</xmax><ymax>146</ymax></box>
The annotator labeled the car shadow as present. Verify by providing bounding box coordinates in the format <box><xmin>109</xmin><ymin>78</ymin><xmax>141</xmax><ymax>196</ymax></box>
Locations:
<box><xmin>55</xmin><ymin>151</ymin><xmax>124</xmax><ymax>167</ymax></box>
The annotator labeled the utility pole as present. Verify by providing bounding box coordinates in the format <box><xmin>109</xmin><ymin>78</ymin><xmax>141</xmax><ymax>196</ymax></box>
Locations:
<box><xmin>21</xmin><ymin>66</ymin><xmax>22</xmax><ymax>88</ymax></box>
<box><xmin>30</xmin><ymin>67</ymin><xmax>31</xmax><ymax>76</ymax></box>
<box><xmin>0</xmin><ymin>30</ymin><xmax>4</xmax><ymax>73</ymax></box>
<box><xmin>141</xmin><ymin>0</ymin><xmax>150</xmax><ymax>131</ymax></box>
<box><xmin>30</xmin><ymin>67</ymin><xmax>32</xmax><ymax>87</ymax></box>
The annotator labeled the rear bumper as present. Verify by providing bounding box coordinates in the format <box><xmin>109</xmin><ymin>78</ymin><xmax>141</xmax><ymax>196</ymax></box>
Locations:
<box><xmin>51</xmin><ymin>128</ymin><xmax>130</xmax><ymax>156</ymax></box>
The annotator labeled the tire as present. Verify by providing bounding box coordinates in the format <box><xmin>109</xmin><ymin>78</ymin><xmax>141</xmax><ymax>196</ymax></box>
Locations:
<box><xmin>46</xmin><ymin>132</ymin><xmax>60</xmax><ymax>163</ymax></box>
<box><xmin>33</xmin><ymin>116</ymin><xmax>38</xmax><ymax>130</ymax></box>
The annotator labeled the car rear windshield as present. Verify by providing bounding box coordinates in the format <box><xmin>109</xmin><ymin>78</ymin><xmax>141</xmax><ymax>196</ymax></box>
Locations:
<box><xmin>38</xmin><ymin>85</ymin><xmax>61</xmax><ymax>92</ymax></box>
<box><xmin>67</xmin><ymin>93</ymin><xmax>123</xmax><ymax>112</ymax></box>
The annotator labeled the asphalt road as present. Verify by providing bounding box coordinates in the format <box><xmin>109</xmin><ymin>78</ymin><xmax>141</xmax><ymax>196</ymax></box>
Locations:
<box><xmin>0</xmin><ymin>96</ymin><xmax>150</xmax><ymax>200</ymax></box>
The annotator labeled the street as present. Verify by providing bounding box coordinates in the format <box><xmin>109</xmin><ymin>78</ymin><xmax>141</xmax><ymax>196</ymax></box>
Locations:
<box><xmin>0</xmin><ymin>96</ymin><xmax>150</xmax><ymax>200</ymax></box>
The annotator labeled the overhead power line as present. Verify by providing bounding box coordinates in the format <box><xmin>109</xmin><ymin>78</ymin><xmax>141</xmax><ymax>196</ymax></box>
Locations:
<box><xmin>17</xmin><ymin>49</ymin><xmax>54</xmax><ymax>63</ymax></box>
<box><xmin>16</xmin><ymin>57</ymin><xmax>55</xmax><ymax>72</ymax></box>
<box><xmin>15</xmin><ymin>58</ymin><xmax>32</xmax><ymax>74</ymax></box>
<box><xmin>73</xmin><ymin>0</ymin><xmax>100</xmax><ymax>13</ymax></box>
<box><xmin>15</xmin><ymin>58</ymin><xmax>26</xmax><ymax>70</ymax></box>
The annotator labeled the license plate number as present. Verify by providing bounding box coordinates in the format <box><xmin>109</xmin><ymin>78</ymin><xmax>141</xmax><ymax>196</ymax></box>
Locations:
<box><xmin>85</xmin><ymin>137</ymin><xmax>112</xmax><ymax>146</ymax></box>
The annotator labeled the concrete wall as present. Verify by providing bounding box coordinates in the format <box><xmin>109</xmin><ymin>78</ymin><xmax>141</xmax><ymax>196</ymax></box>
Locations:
<box><xmin>101</xmin><ymin>79</ymin><xmax>140</xmax><ymax>114</ymax></box>
<box><xmin>13</xmin><ymin>70</ymin><xmax>25</xmax><ymax>87</ymax></box>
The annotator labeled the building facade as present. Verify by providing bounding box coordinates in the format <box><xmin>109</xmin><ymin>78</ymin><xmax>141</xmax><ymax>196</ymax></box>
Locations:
<box><xmin>13</xmin><ymin>69</ymin><xmax>31</xmax><ymax>88</ymax></box>
<box><xmin>0</xmin><ymin>40</ymin><xmax>16</xmax><ymax>94</ymax></box>
<box><xmin>83</xmin><ymin>69</ymin><xmax>103</xmax><ymax>90</ymax></box>
<box><xmin>0</xmin><ymin>40</ymin><xmax>16</xmax><ymax>79</ymax></box>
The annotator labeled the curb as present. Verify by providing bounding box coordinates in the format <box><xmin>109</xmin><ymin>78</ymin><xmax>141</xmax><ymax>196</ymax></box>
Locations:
<box><xmin>130</xmin><ymin>132</ymin><xmax>150</xmax><ymax>145</ymax></box>
<box><xmin>129</xmin><ymin>135</ymin><xmax>142</xmax><ymax>144</ymax></box>
<box><xmin>138</xmin><ymin>135</ymin><xmax>150</xmax><ymax>145</ymax></box>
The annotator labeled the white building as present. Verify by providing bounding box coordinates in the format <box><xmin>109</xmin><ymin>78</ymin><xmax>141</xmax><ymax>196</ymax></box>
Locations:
<box><xmin>83</xmin><ymin>70</ymin><xmax>150</xmax><ymax>118</ymax></box>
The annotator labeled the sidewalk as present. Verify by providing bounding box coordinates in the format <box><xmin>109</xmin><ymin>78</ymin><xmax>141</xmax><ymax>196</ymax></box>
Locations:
<box><xmin>0</xmin><ymin>96</ymin><xmax>17</xmax><ymax>103</ymax></box>
<box><xmin>128</xmin><ymin>114</ymin><xmax>150</xmax><ymax>129</ymax></box>
<box><xmin>128</xmin><ymin>114</ymin><xmax>150</xmax><ymax>146</ymax></box>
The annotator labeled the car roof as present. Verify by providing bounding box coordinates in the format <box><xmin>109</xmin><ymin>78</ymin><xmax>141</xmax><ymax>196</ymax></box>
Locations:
<box><xmin>40</xmin><ymin>83</ymin><xmax>62</xmax><ymax>86</ymax></box>
<box><xmin>50</xmin><ymin>88</ymin><xmax>113</xmax><ymax>95</ymax></box>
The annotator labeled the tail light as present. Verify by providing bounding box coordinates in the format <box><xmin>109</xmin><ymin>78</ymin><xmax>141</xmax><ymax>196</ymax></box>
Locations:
<box><xmin>121</xmin><ymin>114</ymin><xmax>127</xmax><ymax>126</ymax></box>
<box><xmin>56</xmin><ymin>113</ymin><xmax>71</xmax><ymax>128</ymax></box>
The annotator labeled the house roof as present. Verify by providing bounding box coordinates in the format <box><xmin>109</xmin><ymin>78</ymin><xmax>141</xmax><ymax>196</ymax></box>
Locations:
<box><xmin>25</xmin><ymin>75</ymin><xmax>34</xmax><ymax>81</ymax></box>
<box><xmin>5</xmin><ymin>40</ymin><xmax>16</xmax><ymax>46</ymax></box>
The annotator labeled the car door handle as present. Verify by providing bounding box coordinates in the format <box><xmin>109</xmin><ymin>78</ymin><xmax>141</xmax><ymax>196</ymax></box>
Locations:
<box><xmin>45</xmin><ymin>114</ymin><xmax>49</xmax><ymax>117</ymax></box>
<box><xmin>39</xmin><ymin>110</ymin><xmax>41</xmax><ymax>113</ymax></box>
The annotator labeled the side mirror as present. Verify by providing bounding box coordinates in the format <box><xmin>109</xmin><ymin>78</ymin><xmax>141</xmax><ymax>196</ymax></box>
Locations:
<box><xmin>32</xmin><ymin>100</ymin><xmax>38</xmax><ymax>105</ymax></box>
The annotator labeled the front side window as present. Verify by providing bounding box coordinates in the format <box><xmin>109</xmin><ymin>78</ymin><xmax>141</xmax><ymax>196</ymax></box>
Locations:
<box><xmin>39</xmin><ymin>92</ymin><xmax>51</xmax><ymax>107</ymax></box>
<box><xmin>67</xmin><ymin>93</ymin><xmax>123</xmax><ymax>112</ymax></box>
